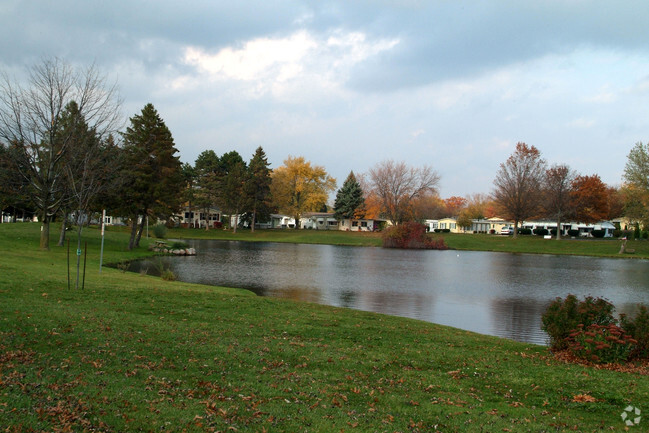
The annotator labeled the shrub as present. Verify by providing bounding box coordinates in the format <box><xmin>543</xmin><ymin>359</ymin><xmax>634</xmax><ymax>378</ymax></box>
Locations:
<box><xmin>518</xmin><ymin>228</ymin><xmax>532</xmax><ymax>235</ymax></box>
<box><xmin>541</xmin><ymin>295</ymin><xmax>616</xmax><ymax>350</ymax></box>
<box><xmin>567</xmin><ymin>323</ymin><xmax>636</xmax><ymax>364</ymax></box>
<box><xmin>591</xmin><ymin>229</ymin><xmax>605</xmax><ymax>238</ymax></box>
<box><xmin>613</xmin><ymin>229</ymin><xmax>623</xmax><ymax>238</ymax></box>
<box><xmin>643</xmin><ymin>231</ymin><xmax>649</xmax><ymax>240</ymax></box>
<box><xmin>621</xmin><ymin>305</ymin><xmax>649</xmax><ymax>359</ymax></box>
<box><xmin>567</xmin><ymin>229</ymin><xmax>579</xmax><ymax>237</ymax></box>
<box><xmin>170</xmin><ymin>241</ymin><xmax>189</xmax><ymax>249</ymax></box>
<box><xmin>161</xmin><ymin>269</ymin><xmax>177</xmax><ymax>281</ymax></box>
<box><xmin>534</xmin><ymin>228</ymin><xmax>548</xmax><ymax>236</ymax></box>
<box><xmin>382</xmin><ymin>222</ymin><xmax>449</xmax><ymax>250</ymax></box>
<box><xmin>153</xmin><ymin>223</ymin><xmax>167</xmax><ymax>239</ymax></box>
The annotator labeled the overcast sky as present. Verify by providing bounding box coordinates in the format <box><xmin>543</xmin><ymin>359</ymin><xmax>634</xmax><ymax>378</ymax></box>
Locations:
<box><xmin>2</xmin><ymin>1</ymin><xmax>649</xmax><ymax>198</ymax></box>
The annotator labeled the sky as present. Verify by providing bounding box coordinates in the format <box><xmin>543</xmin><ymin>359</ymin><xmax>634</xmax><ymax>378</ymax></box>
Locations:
<box><xmin>2</xmin><ymin>0</ymin><xmax>649</xmax><ymax>198</ymax></box>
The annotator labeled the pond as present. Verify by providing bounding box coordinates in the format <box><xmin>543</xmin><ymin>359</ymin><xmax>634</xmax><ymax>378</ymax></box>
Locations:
<box><xmin>127</xmin><ymin>239</ymin><xmax>649</xmax><ymax>345</ymax></box>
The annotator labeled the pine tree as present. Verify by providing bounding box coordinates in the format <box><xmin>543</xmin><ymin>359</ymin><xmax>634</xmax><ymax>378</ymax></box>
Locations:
<box><xmin>218</xmin><ymin>151</ymin><xmax>247</xmax><ymax>233</ymax></box>
<box><xmin>246</xmin><ymin>146</ymin><xmax>272</xmax><ymax>232</ymax></box>
<box><xmin>334</xmin><ymin>171</ymin><xmax>366</xmax><ymax>220</ymax></box>
<box><xmin>120</xmin><ymin>103</ymin><xmax>183</xmax><ymax>249</ymax></box>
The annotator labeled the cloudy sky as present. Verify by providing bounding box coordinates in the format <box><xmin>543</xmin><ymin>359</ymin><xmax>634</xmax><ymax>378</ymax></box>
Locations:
<box><xmin>2</xmin><ymin>1</ymin><xmax>649</xmax><ymax>198</ymax></box>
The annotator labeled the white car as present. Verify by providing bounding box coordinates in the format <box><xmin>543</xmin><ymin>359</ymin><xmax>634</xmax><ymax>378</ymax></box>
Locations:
<box><xmin>500</xmin><ymin>227</ymin><xmax>514</xmax><ymax>235</ymax></box>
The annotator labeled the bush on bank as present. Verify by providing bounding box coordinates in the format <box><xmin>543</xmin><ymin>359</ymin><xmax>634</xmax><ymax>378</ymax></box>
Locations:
<box><xmin>542</xmin><ymin>294</ymin><xmax>649</xmax><ymax>364</ymax></box>
<box><xmin>382</xmin><ymin>222</ymin><xmax>448</xmax><ymax>249</ymax></box>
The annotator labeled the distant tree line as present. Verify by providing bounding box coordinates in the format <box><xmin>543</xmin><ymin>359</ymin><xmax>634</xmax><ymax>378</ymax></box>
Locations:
<box><xmin>2</xmin><ymin>58</ymin><xmax>649</xmax><ymax>254</ymax></box>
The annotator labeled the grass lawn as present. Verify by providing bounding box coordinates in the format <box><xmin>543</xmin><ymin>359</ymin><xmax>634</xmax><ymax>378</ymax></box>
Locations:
<box><xmin>1</xmin><ymin>223</ymin><xmax>648</xmax><ymax>432</ymax></box>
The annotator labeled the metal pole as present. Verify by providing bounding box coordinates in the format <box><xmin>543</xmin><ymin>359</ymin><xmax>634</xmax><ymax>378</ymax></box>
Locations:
<box><xmin>67</xmin><ymin>238</ymin><xmax>70</xmax><ymax>290</ymax></box>
<box><xmin>99</xmin><ymin>209</ymin><xmax>106</xmax><ymax>274</ymax></box>
<box><xmin>82</xmin><ymin>241</ymin><xmax>87</xmax><ymax>290</ymax></box>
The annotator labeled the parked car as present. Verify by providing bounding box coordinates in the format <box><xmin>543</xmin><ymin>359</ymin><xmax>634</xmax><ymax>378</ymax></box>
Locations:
<box><xmin>500</xmin><ymin>226</ymin><xmax>514</xmax><ymax>235</ymax></box>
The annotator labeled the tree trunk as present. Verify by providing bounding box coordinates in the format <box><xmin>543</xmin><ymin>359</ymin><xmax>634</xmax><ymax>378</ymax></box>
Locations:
<box><xmin>39</xmin><ymin>210</ymin><xmax>50</xmax><ymax>250</ymax></box>
<box><xmin>250</xmin><ymin>205</ymin><xmax>257</xmax><ymax>234</ymax></box>
<box><xmin>128</xmin><ymin>217</ymin><xmax>138</xmax><ymax>250</ymax></box>
<box><xmin>75</xmin><ymin>223</ymin><xmax>83</xmax><ymax>289</ymax></box>
<box><xmin>135</xmin><ymin>214</ymin><xmax>146</xmax><ymax>248</ymax></box>
<box><xmin>556</xmin><ymin>216</ymin><xmax>562</xmax><ymax>240</ymax></box>
<box><xmin>58</xmin><ymin>212</ymin><xmax>69</xmax><ymax>247</ymax></box>
<box><xmin>512</xmin><ymin>219</ymin><xmax>519</xmax><ymax>239</ymax></box>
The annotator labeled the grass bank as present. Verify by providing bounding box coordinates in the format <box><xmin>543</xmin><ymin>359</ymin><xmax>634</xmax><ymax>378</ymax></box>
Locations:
<box><xmin>165</xmin><ymin>226</ymin><xmax>649</xmax><ymax>259</ymax></box>
<box><xmin>1</xmin><ymin>223</ymin><xmax>648</xmax><ymax>432</ymax></box>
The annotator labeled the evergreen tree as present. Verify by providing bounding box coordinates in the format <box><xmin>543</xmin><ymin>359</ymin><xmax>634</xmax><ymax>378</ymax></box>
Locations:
<box><xmin>246</xmin><ymin>146</ymin><xmax>272</xmax><ymax>232</ymax></box>
<box><xmin>119</xmin><ymin>103</ymin><xmax>183</xmax><ymax>249</ymax></box>
<box><xmin>218</xmin><ymin>151</ymin><xmax>247</xmax><ymax>232</ymax></box>
<box><xmin>193</xmin><ymin>150</ymin><xmax>220</xmax><ymax>229</ymax></box>
<box><xmin>334</xmin><ymin>171</ymin><xmax>366</xmax><ymax>220</ymax></box>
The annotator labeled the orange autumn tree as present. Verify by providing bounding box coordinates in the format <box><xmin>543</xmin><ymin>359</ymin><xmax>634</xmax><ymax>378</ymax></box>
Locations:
<box><xmin>570</xmin><ymin>174</ymin><xmax>609</xmax><ymax>225</ymax></box>
<box><xmin>443</xmin><ymin>196</ymin><xmax>467</xmax><ymax>217</ymax></box>
<box><xmin>270</xmin><ymin>156</ymin><xmax>336</xmax><ymax>229</ymax></box>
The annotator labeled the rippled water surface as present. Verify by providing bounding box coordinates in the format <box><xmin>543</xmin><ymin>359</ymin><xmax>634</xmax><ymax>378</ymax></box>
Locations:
<box><xmin>129</xmin><ymin>239</ymin><xmax>649</xmax><ymax>345</ymax></box>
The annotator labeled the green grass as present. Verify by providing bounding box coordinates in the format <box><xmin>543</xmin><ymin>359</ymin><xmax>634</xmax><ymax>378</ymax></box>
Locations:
<box><xmin>1</xmin><ymin>223</ymin><xmax>648</xmax><ymax>432</ymax></box>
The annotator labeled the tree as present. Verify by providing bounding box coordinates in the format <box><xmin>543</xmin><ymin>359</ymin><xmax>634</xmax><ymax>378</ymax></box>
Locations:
<box><xmin>443</xmin><ymin>196</ymin><xmax>467</xmax><ymax>217</ymax></box>
<box><xmin>570</xmin><ymin>174</ymin><xmax>609</xmax><ymax>225</ymax></box>
<box><xmin>623</xmin><ymin>142</ymin><xmax>649</xmax><ymax>226</ymax></box>
<box><xmin>368</xmin><ymin>160</ymin><xmax>440</xmax><ymax>225</ymax></box>
<box><xmin>544</xmin><ymin>164</ymin><xmax>576</xmax><ymax>239</ymax></box>
<box><xmin>410</xmin><ymin>194</ymin><xmax>446</xmax><ymax>220</ymax></box>
<box><xmin>218</xmin><ymin>151</ymin><xmax>247</xmax><ymax>233</ymax></box>
<box><xmin>605</xmin><ymin>186</ymin><xmax>625</xmax><ymax>221</ymax></box>
<box><xmin>270</xmin><ymin>156</ymin><xmax>336</xmax><ymax>228</ymax></box>
<box><xmin>621</xmin><ymin>184</ymin><xmax>649</xmax><ymax>230</ymax></box>
<box><xmin>333</xmin><ymin>171</ymin><xmax>366</xmax><ymax>221</ymax></box>
<box><xmin>119</xmin><ymin>103</ymin><xmax>183</xmax><ymax>250</ymax></box>
<box><xmin>0</xmin><ymin>58</ymin><xmax>121</xmax><ymax>249</ymax></box>
<box><xmin>57</xmin><ymin>101</ymin><xmax>119</xmax><ymax>288</ymax></box>
<box><xmin>492</xmin><ymin>142</ymin><xmax>546</xmax><ymax>237</ymax></box>
<box><xmin>624</xmin><ymin>142</ymin><xmax>649</xmax><ymax>192</ymax></box>
<box><xmin>245</xmin><ymin>146</ymin><xmax>272</xmax><ymax>233</ymax></box>
<box><xmin>193</xmin><ymin>150</ymin><xmax>220</xmax><ymax>229</ymax></box>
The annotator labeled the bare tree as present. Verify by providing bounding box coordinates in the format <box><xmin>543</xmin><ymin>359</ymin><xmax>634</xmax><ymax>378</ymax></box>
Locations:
<box><xmin>368</xmin><ymin>160</ymin><xmax>440</xmax><ymax>225</ymax></box>
<box><xmin>544</xmin><ymin>164</ymin><xmax>576</xmax><ymax>239</ymax></box>
<box><xmin>492</xmin><ymin>142</ymin><xmax>546</xmax><ymax>237</ymax></box>
<box><xmin>0</xmin><ymin>58</ymin><xmax>121</xmax><ymax>249</ymax></box>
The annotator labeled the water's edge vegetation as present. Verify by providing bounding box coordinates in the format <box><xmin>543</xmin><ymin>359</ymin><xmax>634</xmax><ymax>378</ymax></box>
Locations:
<box><xmin>1</xmin><ymin>223</ymin><xmax>648</xmax><ymax>431</ymax></box>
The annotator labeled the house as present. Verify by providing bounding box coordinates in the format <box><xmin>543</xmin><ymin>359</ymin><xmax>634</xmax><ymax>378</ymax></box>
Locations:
<box><xmin>338</xmin><ymin>218</ymin><xmax>382</xmax><ymax>231</ymax></box>
<box><xmin>178</xmin><ymin>206</ymin><xmax>221</xmax><ymax>228</ymax></box>
<box><xmin>269</xmin><ymin>214</ymin><xmax>295</xmax><ymax>229</ymax></box>
<box><xmin>520</xmin><ymin>220</ymin><xmax>617</xmax><ymax>237</ymax></box>
<box><xmin>426</xmin><ymin>217</ymin><xmax>460</xmax><ymax>233</ymax></box>
<box><xmin>301</xmin><ymin>212</ymin><xmax>339</xmax><ymax>230</ymax></box>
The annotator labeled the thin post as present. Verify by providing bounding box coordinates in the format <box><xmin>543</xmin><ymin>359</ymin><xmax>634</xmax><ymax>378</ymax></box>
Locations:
<box><xmin>99</xmin><ymin>209</ymin><xmax>106</xmax><ymax>274</ymax></box>
<box><xmin>67</xmin><ymin>238</ymin><xmax>70</xmax><ymax>290</ymax></box>
<box><xmin>82</xmin><ymin>241</ymin><xmax>87</xmax><ymax>290</ymax></box>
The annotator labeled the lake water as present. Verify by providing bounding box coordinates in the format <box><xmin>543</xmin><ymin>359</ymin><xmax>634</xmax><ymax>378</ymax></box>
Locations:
<box><xmin>128</xmin><ymin>239</ymin><xmax>649</xmax><ymax>345</ymax></box>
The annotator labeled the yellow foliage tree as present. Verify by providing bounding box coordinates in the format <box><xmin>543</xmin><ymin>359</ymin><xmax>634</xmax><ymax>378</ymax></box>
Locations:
<box><xmin>270</xmin><ymin>156</ymin><xmax>336</xmax><ymax>228</ymax></box>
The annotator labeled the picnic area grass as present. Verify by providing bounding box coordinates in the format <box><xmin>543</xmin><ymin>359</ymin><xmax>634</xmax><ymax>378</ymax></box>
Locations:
<box><xmin>1</xmin><ymin>222</ymin><xmax>647</xmax><ymax>432</ymax></box>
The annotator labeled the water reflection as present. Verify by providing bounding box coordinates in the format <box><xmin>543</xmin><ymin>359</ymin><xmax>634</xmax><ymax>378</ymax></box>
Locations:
<box><xmin>127</xmin><ymin>240</ymin><xmax>649</xmax><ymax>345</ymax></box>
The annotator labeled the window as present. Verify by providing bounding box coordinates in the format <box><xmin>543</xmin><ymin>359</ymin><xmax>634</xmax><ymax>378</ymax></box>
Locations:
<box><xmin>450</xmin><ymin>223</ymin><xmax>456</xmax><ymax>229</ymax></box>
<box><xmin>361</xmin><ymin>221</ymin><xmax>368</xmax><ymax>227</ymax></box>
<box><xmin>352</xmin><ymin>221</ymin><xmax>358</xmax><ymax>227</ymax></box>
